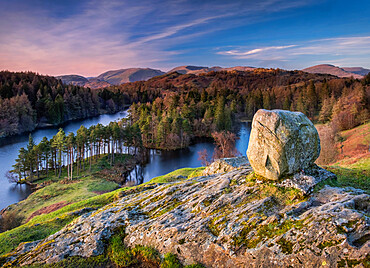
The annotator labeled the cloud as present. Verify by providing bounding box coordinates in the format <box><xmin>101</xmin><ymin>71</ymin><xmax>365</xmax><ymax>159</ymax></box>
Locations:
<box><xmin>0</xmin><ymin>0</ymin><xmax>319</xmax><ymax>76</ymax></box>
<box><xmin>220</xmin><ymin>45</ymin><xmax>297</xmax><ymax>57</ymax></box>
<box><xmin>217</xmin><ymin>36</ymin><xmax>370</xmax><ymax>68</ymax></box>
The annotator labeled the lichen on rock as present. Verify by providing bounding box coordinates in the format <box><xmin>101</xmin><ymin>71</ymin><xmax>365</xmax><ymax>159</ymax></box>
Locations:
<box><xmin>1</xmin><ymin>110</ymin><xmax>367</xmax><ymax>267</ymax></box>
<box><xmin>2</xmin><ymin>159</ymin><xmax>368</xmax><ymax>268</ymax></box>
<box><xmin>246</xmin><ymin>109</ymin><xmax>337</xmax><ymax>194</ymax></box>
<box><xmin>247</xmin><ymin>109</ymin><xmax>321</xmax><ymax>180</ymax></box>
<box><xmin>202</xmin><ymin>156</ymin><xmax>250</xmax><ymax>176</ymax></box>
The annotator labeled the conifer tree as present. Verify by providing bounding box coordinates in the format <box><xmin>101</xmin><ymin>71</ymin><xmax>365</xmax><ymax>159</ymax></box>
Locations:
<box><xmin>52</xmin><ymin>128</ymin><xmax>66</xmax><ymax>178</ymax></box>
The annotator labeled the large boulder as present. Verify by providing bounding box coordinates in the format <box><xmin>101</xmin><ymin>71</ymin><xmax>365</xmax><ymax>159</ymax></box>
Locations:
<box><xmin>247</xmin><ymin>109</ymin><xmax>320</xmax><ymax>180</ymax></box>
<box><xmin>4</xmin><ymin>165</ymin><xmax>368</xmax><ymax>267</ymax></box>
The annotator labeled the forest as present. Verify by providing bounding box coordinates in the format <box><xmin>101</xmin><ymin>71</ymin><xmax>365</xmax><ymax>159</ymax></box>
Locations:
<box><xmin>0</xmin><ymin>71</ymin><xmax>127</xmax><ymax>138</ymax></box>
<box><xmin>4</xmin><ymin>69</ymin><xmax>370</xmax><ymax>155</ymax></box>
<box><xmin>111</xmin><ymin>69</ymin><xmax>369</xmax><ymax>150</ymax></box>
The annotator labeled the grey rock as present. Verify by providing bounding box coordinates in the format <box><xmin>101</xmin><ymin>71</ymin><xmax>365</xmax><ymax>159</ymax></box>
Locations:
<box><xmin>277</xmin><ymin>164</ymin><xmax>337</xmax><ymax>194</ymax></box>
<box><xmin>247</xmin><ymin>109</ymin><xmax>320</xmax><ymax>180</ymax></box>
<box><xmin>203</xmin><ymin>156</ymin><xmax>250</xmax><ymax>176</ymax></box>
<box><xmin>3</xmin><ymin>160</ymin><xmax>368</xmax><ymax>267</ymax></box>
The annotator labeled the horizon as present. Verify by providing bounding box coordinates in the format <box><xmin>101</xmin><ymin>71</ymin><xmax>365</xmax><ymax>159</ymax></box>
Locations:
<box><xmin>1</xmin><ymin>0</ymin><xmax>370</xmax><ymax>77</ymax></box>
<box><xmin>1</xmin><ymin>63</ymin><xmax>368</xmax><ymax>79</ymax></box>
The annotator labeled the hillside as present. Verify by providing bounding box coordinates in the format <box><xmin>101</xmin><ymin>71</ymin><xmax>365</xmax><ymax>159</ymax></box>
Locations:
<box><xmin>57</xmin><ymin>65</ymin><xmax>370</xmax><ymax>88</ymax></box>
<box><xmin>58</xmin><ymin>68</ymin><xmax>165</xmax><ymax>88</ymax></box>
<box><xmin>0</xmin><ymin>71</ymin><xmax>126</xmax><ymax>138</ymax></box>
<box><xmin>168</xmin><ymin>65</ymin><xmax>255</xmax><ymax>74</ymax></box>
<box><xmin>342</xmin><ymin>67</ymin><xmax>370</xmax><ymax>76</ymax></box>
<box><xmin>303</xmin><ymin>64</ymin><xmax>368</xmax><ymax>79</ymax></box>
<box><xmin>56</xmin><ymin>75</ymin><xmax>88</xmax><ymax>86</ymax></box>
<box><xmin>1</xmin><ymin>159</ymin><xmax>368</xmax><ymax>267</ymax></box>
<box><xmin>96</xmin><ymin>68</ymin><xmax>165</xmax><ymax>85</ymax></box>
<box><xmin>168</xmin><ymin>65</ymin><xmax>219</xmax><ymax>74</ymax></box>
<box><xmin>83</xmin><ymin>78</ymin><xmax>111</xmax><ymax>88</ymax></box>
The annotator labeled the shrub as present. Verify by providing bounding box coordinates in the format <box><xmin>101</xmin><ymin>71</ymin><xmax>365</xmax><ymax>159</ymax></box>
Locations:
<box><xmin>0</xmin><ymin>211</ymin><xmax>24</xmax><ymax>233</ymax></box>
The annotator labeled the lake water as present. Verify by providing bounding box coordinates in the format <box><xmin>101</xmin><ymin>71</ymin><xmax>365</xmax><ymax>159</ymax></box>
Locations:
<box><xmin>132</xmin><ymin>123</ymin><xmax>251</xmax><ymax>184</ymax></box>
<box><xmin>0</xmin><ymin>111</ymin><xmax>251</xmax><ymax>210</ymax></box>
<box><xmin>0</xmin><ymin>111</ymin><xmax>128</xmax><ymax>210</ymax></box>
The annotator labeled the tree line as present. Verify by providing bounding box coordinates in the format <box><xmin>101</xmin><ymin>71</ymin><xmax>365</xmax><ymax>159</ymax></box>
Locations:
<box><xmin>3</xmin><ymin>69</ymin><xmax>370</xmax><ymax>152</ymax></box>
<box><xmin>0</xmin><ymin>71</ymin><xmax>127</xmax><ymax>138</ymax></box>
<box><xmin>129</xmin><ymin>93</ymin><xmax>233</xmax><ymax>149</ymax></box>
<box><xmin>10</xmin><ymin>119</ymin><xmax>142</xmax><ymax>182</ymax></box>
<box><xmin>112</xmin><ymin>70</ymin><xmax>369</xmax><ymax>149</ymax></box>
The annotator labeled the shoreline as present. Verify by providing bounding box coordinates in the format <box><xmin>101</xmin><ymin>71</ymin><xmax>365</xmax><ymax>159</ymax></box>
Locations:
<box><xmin>0</xmin><ymin>106</ymin><xmax>130</xmax><ymax>141</ymax></box>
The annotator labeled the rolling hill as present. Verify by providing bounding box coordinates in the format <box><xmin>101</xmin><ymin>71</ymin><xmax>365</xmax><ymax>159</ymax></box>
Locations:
<box><xmin>57</xmin><ymin>68</ymin><xmax>165</xmax><ymax>89</ymax></box>
<box><xmin>167</xmin><ymin>65</ymin><xmax>255</xmax><ymax>74</ymax></box>
<box><xmin>58</xmin><ymin>64</ymin><xmax>369</xmax><ymax>89</ymax></box>
<box><xmin>56</xmin><ymin>75</ymin><xmax>89</xmax><ymax>87</ymax></box>
<box><xmin>303</xmin><ymin>64</ymin><xmax>369</xmax><ymax>79</ymax></box>
<box><xmin>96</xmin><ymin>68</ymin><xmax>165</xmax><ymax>85</ymax></box>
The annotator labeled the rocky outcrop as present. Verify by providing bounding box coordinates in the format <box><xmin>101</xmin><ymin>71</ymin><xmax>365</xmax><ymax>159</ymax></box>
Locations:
<box><xmin>2</xmin><ymin>160</ymin><xmax>368</xmax><ymax>267</ymax></box>
<box><xmin>277</xmin><ymin>164</ymin><xmax>337</xmax><ymax>195</ymax></box>
<box><xmin>247</xmin><ymin>109</ymin><xmax>321</xmax><ymax>181</ymax></box>
<box><xmin>202</xmin><ymin>156</ymin><xmax>250</xmax><ymax>176</ymax></box>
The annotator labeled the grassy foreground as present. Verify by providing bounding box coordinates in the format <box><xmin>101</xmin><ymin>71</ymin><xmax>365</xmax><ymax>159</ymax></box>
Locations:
<box><xmin>0</xmin><ymin>166</ymin><xmax>205</xmax><ymax>257</ymax></box>
<box><xmin>0</xmin><ymin>124</ymin><xmax>368</xmax><ymax>266</ymax></box>
<box><xmin>4</xmin><ymin>154</ymin><xmax>133</xmax><ymax>224</ymax></box>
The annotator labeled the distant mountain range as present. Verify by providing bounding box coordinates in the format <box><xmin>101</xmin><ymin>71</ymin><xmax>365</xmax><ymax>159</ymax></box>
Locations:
<box><xmin>168</xmin><ymin>65</ymin><xmax>256</xmax><ymax>75</ymax></box>
<box><xmin>57</xmin><ymin>64</ymin><xmax>369</xmax><ymax>88</ymax></box>
<box><xmin>302</xmin><ymin>64</ymin><xmax>369</xmax><ymax>79</ymax></box>
<box><xmin>57</xmin><ymin>68</ymin><xmax>164</xmax><ymax>89</ymax></box>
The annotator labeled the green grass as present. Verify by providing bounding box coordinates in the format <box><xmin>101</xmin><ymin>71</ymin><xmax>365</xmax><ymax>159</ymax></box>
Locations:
<box><xmin>108</xmin><ymin>228</ymin><xmax>161</xmax><ymax>267</ymax></box>
<box><xmin>9</xmin><ymin>176</ymin><xmax>119</xmax><ymax>222</ymax></box>
<box><xmin>30</xmin><ymin>154</ymin><xmax>131</xmax><ymax>184</ymax></box>
<box><xmin>0</xmin><ymin>188</ymin><xmax>125</xmax><ymax>256</ymax></box>
<box><xmin>316</xmin><ymin>165</ymin><xmax>370</xmax><ymax>194</ymax></box>
<box><xmin>160</xmin><ymin>253</ymin><xmax>205</xmax><ymax>268</ymax></box>
<box><xmin>0</xmin><ymin>166</ymin><xmax>204</xmax><ymax>257</ymax></box>
<box><xmin>315</xmin><ymin>157</ymin><xmax>370</xmax><ymax>194</ymax></box>
<box><xmin>6</xmin><ymin>154</ymin><xmax>133</xmax><ymax>223</ymax></box>
<box><xmin>0</xmin><ymin>215</ymin><xmax>76</xmax><ymax>258</ymax></box>
<box><xmin>147</xmin><ymin>167</ymin><xmax>205</xmax><ymax>184</ymax></box>
<box><xmin>160</xmin><ymin>253</ymin><xmax>182</xmax><ymax>268</ymax></box>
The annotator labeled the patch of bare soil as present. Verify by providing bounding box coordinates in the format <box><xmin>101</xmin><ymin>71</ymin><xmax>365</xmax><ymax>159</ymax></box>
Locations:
<box><xmin>26</xmin><ymin>201</ymin><xmax>69</xmax><ymax>222</ymax></box>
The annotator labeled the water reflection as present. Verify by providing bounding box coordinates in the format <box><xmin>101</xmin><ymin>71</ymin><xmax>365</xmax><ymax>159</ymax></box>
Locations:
<box><xmin>128</xmin><ymin>123</ymin><xmax>251</xmax><ymax>184</ymax></box>
<box><xmin>0</xmin><ymin>111</ymin><xmax>128</xmax><ymax>210</ymax></box>
<box><xmin>0</xmin><ymin>114</ymin><xmax>250</xmax><ymax>210</ymax></box>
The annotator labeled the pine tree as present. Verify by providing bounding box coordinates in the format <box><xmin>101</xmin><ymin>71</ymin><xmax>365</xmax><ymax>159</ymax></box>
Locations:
<box><xmin>215</xmin><ymin>96</ymin><xmax>225</xmax><ymax>131</ymax></box>
<box><xmin>66</xmin><ymin>132</ymin><xmax>75</xmax><ymax>180</ymax></box>
<box><xmin>52</xmin><ymin>128</ymin><xmax>66</xmax><ymax>178</ymax></box>
<box><xmin>26</xmin><ymin>134</ymin><xmax>36</xmax><ymax>178</ymax></box>
<box><xmin>13</xmin><ymin>147</ymin><xmax>27</xmax><ymax>180</ymax></box>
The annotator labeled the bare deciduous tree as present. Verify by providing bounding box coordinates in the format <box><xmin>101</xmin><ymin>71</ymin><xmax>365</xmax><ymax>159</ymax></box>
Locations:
<box><xmin>212</xmin><ymin>131</ymin><xmax>239</xmax><ymax>159</ymax></box>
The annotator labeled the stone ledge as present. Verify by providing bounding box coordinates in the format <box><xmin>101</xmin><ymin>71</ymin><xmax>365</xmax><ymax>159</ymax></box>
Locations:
<box><xmin>277</xmin><ymin>164</ymin><xmax>337</xmax><ymax>195</ymax></box>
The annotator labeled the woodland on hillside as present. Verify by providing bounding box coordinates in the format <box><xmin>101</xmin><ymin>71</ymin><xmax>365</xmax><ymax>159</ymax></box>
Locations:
<box><xmin>1</xmin><ymin>69</ymin><xmax>369</xmax><ymax>151</ymax></box>
<box><xmin>110</xmin><ymin>69</ymin><xmax>370</xmax><ymax>150</ymax></box>
<box><xmin>0</xmin><ymin>71</ymin><xmax>127</xmax><ymax>138</ymax></box>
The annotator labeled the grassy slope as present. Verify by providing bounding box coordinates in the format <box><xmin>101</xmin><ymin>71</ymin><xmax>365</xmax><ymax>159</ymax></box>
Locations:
<box><xmin>322</xmin><ymin>123</ymin><xmax>370</xmax><ymax>193</ymax></box>
<box><xmin>334</xmin><ymin>122</ymin><xmax>370</xmax><ymax>166</ymax></box>
<box><xmin>6</xmin><ymin>154</ymin><xmax>130</xmax><ymax>222</ymax></box>
<box><xmin>0</xmin><ymin>166</ymin><xmax>205</xmax><ymax>256</ymax></box>
<box><xmin>147</xmin><ymin>167</ymin><xmax>205</xmax><ymax>184</ymax></box>
<box><xmin>0</xmin><ymin>124</ymin><xmax>368</xmax><ymax>261</ymax></box>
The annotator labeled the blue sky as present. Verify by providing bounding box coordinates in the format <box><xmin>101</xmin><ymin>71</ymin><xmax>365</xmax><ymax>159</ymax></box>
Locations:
<box><xmin>0</xmin><ymin>0</ymin><xmax>369</xmax><ymax>76</ymax></box>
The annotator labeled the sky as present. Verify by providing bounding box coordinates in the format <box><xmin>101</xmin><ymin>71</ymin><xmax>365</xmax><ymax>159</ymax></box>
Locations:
<box><xmin>0</xmin><ymin>0</ymin><xmax>369</xmax><ymax>77</ymax></box>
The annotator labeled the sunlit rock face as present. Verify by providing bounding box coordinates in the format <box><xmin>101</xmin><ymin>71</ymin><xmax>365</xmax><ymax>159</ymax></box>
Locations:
<box><xmin>247</xmin><ymin>109</ymin><xmax>320</xmax><ymax>181</ymax></box>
